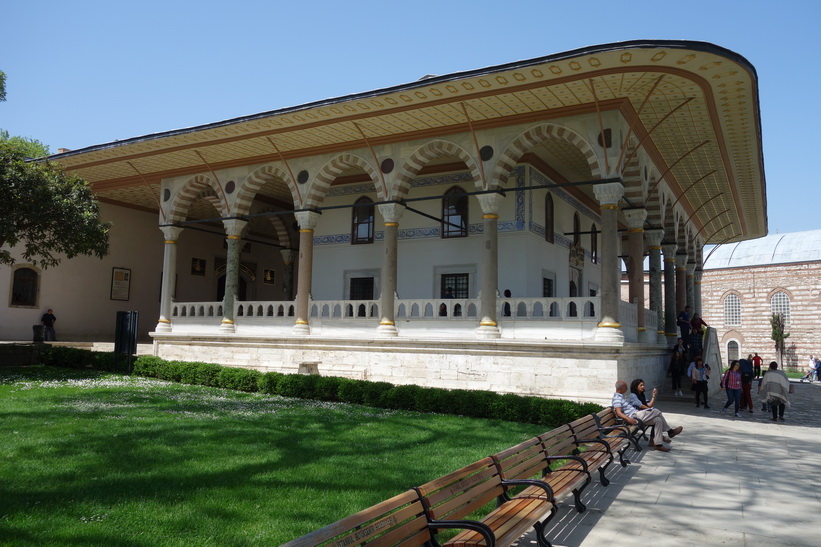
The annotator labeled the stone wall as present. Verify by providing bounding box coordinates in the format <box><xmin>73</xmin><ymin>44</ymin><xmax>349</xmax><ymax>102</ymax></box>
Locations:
<box><xmin>700</xmin><ymin>261</ymin><xmax>821</xmax><ymax>370</ymax></box>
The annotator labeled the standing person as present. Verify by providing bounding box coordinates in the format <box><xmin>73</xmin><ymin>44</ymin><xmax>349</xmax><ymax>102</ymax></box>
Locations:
<box><xmin>752</xmin><ymin>352</ymin><xmax>763</xmax><ymax>379</ymax></box>
<box><xmin>801</xmin><ymin>355</ymin><xmax>815</xmax><ymax>382</ymax></box>
<box><xmin>40</xmin><ymin>309</ymin><xmax>57</xmax><ymax>341</ymax></box>
<box><xmin>690</xmin><ymin>312</ymin><xmax>709</xmax><ymax>333</ymax></box>
<box><xmin>759</xmin><ymin>361</ymin><xmax>793</xmax><ymax>422</ymax></box>
<box><xmin>677</xmin><ymin>305</ymin><xmax>691</xmax><ymax>340</ymax></box>
<box><xmin>612</xmin><ymin>380</ymin><xmax>683</xmax><ymax>452</ymax></box>
<box><xmin>688</xmin><ymin>326</ymin><xmax>703</xmax><ymax>362</ymax></box>
<box><xmin>690</xmin><ymin>357</ymin><xmax>711</xmax><ymax>409</ymax></box>
<box><xmin>669</xmin><ymin>350</ymin><xmax>686</xmax><ymax>396</ymax></box>
<box><xmin>721</xmin><ymin>360</ymin><xmax>743</xmax><ymax>417</ymax></box>
<box><xmin>738</xmin><ymin>358</ymin><xmax>755</xmax><ymax>412</ymax></box>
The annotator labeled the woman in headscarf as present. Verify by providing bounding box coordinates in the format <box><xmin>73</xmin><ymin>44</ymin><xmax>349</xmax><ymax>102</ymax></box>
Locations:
<box><xmin>759</xmin><ymin>361</ymin><xmax>792</xmax><ymax>422</ymax></box>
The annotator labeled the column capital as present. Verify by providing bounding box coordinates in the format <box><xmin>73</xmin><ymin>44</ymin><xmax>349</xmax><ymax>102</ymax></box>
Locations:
<box><xmin>294</xmin><ymin>210</ymin><xmax>321</xmax><ymax>230</ymax></box>
<box><xmin>159</xmin><ymin>225</ymin><xmax>183</xmax><ymax>241</ymax></box>
<box><xmin>622</xmin><ymin>208</ymin><xmax>648</xmax><ymax>230</ymax></box>
<box><xmin>662</xmin><ymin>243</ymin><xmax>678</xmax><ymax>256</ymax></box>
<box><xmin>476</xmin><ymin>192</ymin><xmax>505</xmax><ymax>215</ymax></box>
<box><xmin>592</xmin><ymin>181</ymin><xmax>624</xmax><ymax>207</ymax></box>
<box><xmin>645</xmin><ymin>229</ymin><xmax>664</xmax><ymax>248</ymax></box>
<box><xmin>676</xmin><ymin>253</ymin><xmax>689</xmax><ymax>268</ymax></box>
<box><xmin>222</xmin><ymin>219</ymin><xmax>248</xmax><ymax>238</ymax></box>
<box><xmin>686</xmin><ymin>261</ymin><xmax>697</xmax><ymax>275</ymax></box>
<box><xmin>376</xmin><ymin>202</ymin><xmax>406</xmax><ymax>224</ymax></box>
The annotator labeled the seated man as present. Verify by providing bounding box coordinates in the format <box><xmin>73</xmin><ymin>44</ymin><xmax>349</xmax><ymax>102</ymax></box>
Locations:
<box><xmin>612</xmin><ymin>379</ymin><xmax>683</xmax><ymax>452</ymax></box>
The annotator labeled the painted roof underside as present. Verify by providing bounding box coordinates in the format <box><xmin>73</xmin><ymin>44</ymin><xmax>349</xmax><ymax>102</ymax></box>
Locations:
<box><xmin>50</xmin><ymin>40</ymin><xmax>767</xmax><ymax>244</ymax></box>
<box><xmin>703</xmin><ymin>230</ymin><xmax>821</xmax><ymax>269</ymax></box>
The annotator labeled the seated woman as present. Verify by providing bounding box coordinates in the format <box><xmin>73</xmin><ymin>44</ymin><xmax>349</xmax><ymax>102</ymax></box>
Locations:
<box><xmin>628</xmin><ymin>379</ymin><xmax>670</xmax><ymax>444</ymax></box>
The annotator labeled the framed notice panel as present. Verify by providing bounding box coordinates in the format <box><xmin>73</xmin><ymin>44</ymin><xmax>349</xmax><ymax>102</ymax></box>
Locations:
<box><xmin>111</xmin><ymin>267</ymin><xmax>131</xmax><ymax>301</ymax></box>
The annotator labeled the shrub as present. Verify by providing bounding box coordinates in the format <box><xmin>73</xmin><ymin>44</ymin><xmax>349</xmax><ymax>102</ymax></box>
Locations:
<box><xmin>217</xmin><ymin>367</ymin><xmax>261</xmax><ymax>392</ymax></box>
<box><xmin>179</xmin><ymin>362</ymin><xmax>223</xmax><ymax>387</ymax></box>
<box><xmin>277</xmin><ymin>374</ymin><xmax>319</xmax><ymax>399</ymax></box>
<box><xmin>383</xmin><ymin>384</ymin><xmax>422</xmax><ymax>411</ymax></box>
<box><xmin>313</xmin><ymin>376</ymin><xmax>343</xmax><ymax>402</ymax></box>
<box><xmin>258</xmin><ymin>371</ymin><xmax>284</xmax><ymax>394</ymax></box>
<box><xmin>133</xmin><ymin>356</ymin><xmax>165</xmax><ymax>377</ymax></box>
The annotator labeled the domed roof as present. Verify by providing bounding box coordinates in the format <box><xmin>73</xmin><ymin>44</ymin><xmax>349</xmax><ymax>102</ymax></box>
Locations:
<box><xmin>703</xmin><ymin>230</ymin><xmax>821</xmax><ymax>269</ymax></box>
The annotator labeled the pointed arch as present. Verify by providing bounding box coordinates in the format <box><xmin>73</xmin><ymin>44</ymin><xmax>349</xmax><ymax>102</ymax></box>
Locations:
<box><xmin>395</xmin><ymin>139</ymin><xmax>482</xmax><ymax>199</ymax></box>
<box><xmin>306</xmin><ymin>153</ymin><xmax>381</xmax><ymax>208</ymax></box>
<box><xmin>166</xmin><ymin>174</ymin><xmax>228</xmax><ymax>224</ymax></box>
<box><xmin>492</xmin><ymin>123</ymin><xmax>602</xmax><ymax>189</ymax></box>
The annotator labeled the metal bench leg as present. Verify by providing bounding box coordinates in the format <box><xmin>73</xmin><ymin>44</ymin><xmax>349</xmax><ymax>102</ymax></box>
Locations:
<box><xmin>572</xmin><ymin>488</ymin><xmax>587</xmax><ymax>513</ymax></box>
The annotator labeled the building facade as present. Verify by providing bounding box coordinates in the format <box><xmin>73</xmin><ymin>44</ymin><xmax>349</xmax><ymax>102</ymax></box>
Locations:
<box><xmin>2</xmin><ymin>41</ymin><xmax>766</xmax><ymax>403</ymax></box>
<box><xmin>700</xmin><ymin>230</ymin><xmax>821</xmax><ymax>371</ymax></box>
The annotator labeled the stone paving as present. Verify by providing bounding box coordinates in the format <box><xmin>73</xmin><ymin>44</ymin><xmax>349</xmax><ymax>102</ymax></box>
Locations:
<box><xmin>516</xmin><ymin>379</ymin><xmax>821</xmax><ymax>546</ymax></box>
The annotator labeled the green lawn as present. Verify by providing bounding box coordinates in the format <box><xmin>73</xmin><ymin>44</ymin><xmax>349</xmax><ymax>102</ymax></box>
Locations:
<box><xmin>0</xmin><ymin>366</ymin><xmax>546</xmax><ymax>545</ymax></box>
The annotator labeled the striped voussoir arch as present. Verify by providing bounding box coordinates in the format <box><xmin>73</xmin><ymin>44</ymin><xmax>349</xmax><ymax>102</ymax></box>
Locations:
<box><xmin>235</xmin><ymin>164</ymin><xmax>299</xmax><ymax>214</ymax></box>
<box><xmin>644</xmin><ymin>182</ymin><xmax>665</xmax><ymax>230</ymax></box>
<box><xmin>621</xmin><ymin>150</ymin><xmax>644</xmax><ymax>207</ymax></box>
<box><xmin>254</xmin><ymin>210</ymin><xmax>293</xmax><ymax>248</ymax></box>
<box><xmin>166</xmin><ymin>174</ymin><xmax>228</xmax><ymax>224</ymax></box>
<box><xmin>306</xmin><ymin>153</ymin><xmax>382</xmax><ymax>208</ymax></box>
<box><xmin>492</xmin><ymin>124</ymin><xmax>601</xmax><ymax>190</ymax></box>
<box><xmin>395</xmin><ymin>139</ymin><xmax>483</xmax><ymax>199</ymax></box>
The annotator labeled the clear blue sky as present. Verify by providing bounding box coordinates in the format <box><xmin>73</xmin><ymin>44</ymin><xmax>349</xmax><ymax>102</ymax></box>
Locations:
<box><xmin>2</xmin><ymin>0</ymin><xmax>819</xmax><ymax>235</ymax></box>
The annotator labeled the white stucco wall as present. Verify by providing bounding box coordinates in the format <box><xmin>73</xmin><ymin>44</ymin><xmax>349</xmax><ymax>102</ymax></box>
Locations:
<box><xmin>1</xmin><ymin>203</ymin><xmax>162</xmax><ymax>341</ymax></box>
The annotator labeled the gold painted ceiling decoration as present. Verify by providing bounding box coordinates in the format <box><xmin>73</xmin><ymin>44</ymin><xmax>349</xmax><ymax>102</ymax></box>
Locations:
<box><xmin>53</xmin><ymin>40</ymin><xmax>765</xmax><ymax>245</ymax></box>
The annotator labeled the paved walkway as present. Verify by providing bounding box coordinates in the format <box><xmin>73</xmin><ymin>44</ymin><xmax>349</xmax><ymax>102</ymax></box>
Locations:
<box><xmin>517</xmin><ymin>379</ymin><xmax>820</xmax><ymax>546</ymax></box>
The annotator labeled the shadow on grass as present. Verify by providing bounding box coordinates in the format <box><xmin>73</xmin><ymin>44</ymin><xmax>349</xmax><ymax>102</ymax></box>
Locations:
<box><xmin>0</xmin><ymin>366</ymin><xmax>541</xmax><ymax>544</ymax></box>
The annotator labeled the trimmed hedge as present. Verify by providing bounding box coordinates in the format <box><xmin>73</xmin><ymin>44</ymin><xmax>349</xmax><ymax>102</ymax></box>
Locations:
<box><xmin>36</xmin><ymin>348</ymin><xmax>604</xmax><ymax>426</ymax></box>
<box><xmin>131</xmin><ymin>355</ymin><xmax>603</xmax><ymax>427</ymax></box>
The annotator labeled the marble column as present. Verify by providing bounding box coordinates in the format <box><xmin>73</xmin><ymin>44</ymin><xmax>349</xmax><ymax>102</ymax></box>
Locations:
<box><xmin>293</xmin><ymin>210</ymin><xmax>320</xmax><ymax>335</ymax></box>
<box><xmin>592</xmin><ymin>182</ymin><xmax>625</xmax><ymax>343</ymax></box>
<box><xmin>476</xmin><ymin>193</ymin><xmax>504</xmax><ymax>339</ymax></box>
<box><xmin>686</xmin><ymin>261</ymin><xmax>696</xmax><ymax>313</ymax></box>
<box><xmin>155</xmin><ymin>225</ymin><xmax>183</xmax><ymax>333</ymax></box>
<box><xmin>694</xmin><ymin>268</ymin><xmax>703</xmax><ymax>317</ymax></box>
<box><xmin>376</xmin><ymin>202</ymin><xmax>406</xmax><ymax>337</ymax></box>
<box><xmin>279</xmin><ymin>249</ymin><xmax>295</xmax><ymax>301</ymax></box>
<box><xmin>662</xmin><ymin>243</ymin><xmax>679</xmax><ymax>343</ymax></box>
<box><xmin>623</xmin><ymin>208</ymin><xmax>648</xmax><ymax>342</ymax></box>
<box><xmin>675</xmin><ymin>252</ymin><xmax>688</xmax><ymax>317</ymax></box>
<box><xmin>645</xmin><ymin>229</ymin><xmax>665</xmax><ymax>341</ymax></box>
<box><xmin>220</xmin><ymin>219</ymin><xmax>248</xmax><ymax>333</ymax></box>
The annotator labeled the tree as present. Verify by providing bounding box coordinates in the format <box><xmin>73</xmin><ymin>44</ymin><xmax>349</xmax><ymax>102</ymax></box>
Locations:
<box><xmin>770</xmin><ymin>312</ymin><xmax>790</xmax><ymax>367</ymax></box>
<box><xmin>0</xmin><ymin>69</ymin><xmax>6</xmax><ymax>102</ymax></box>
<box><xmin>0</xmin><ymin>141</ymin><xmax>110</xmax><ymax>268</ymax></box>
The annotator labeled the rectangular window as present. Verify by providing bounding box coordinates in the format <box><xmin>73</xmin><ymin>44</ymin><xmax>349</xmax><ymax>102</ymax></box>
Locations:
<box><xmin>350</xmin><ymin>277</ymin><xmax>374</xmax><ymax>300</ymax></box>
<box><xmin>543</xmin><ymin>278</ymin><xmax>554</xmax><ymax>298</ymax></box>
<box><xmin>441</xmin><ymin>273</ymin><xmax>469</xmax><ymax>299</ymax></box>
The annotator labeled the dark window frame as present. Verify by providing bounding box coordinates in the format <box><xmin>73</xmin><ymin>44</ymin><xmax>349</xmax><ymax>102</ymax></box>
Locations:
<box><xmin>351</xmin><ymin>196</ymin><xmax>375</xmax><ymax>244</ymax></box>
<box><xmin>441</xmin><ymin>187</ymin><xmax>468</xmax><ymax>238</ymax></box>
<box><xmin>545</xmin><ymin>193</ymin><xmax>555</xmax><ymax>243</ymax></box>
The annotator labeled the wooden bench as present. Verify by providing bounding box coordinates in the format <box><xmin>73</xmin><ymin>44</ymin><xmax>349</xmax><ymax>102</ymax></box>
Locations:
<box><xmin>567</xmin><ymin>414</ymin><xmax>631</xmax><ymax>486</ymax></box>
<box><xmin>280</xmin><ymin>489</ymin><xmax>437</xmax><ymax>546</ymax></box>
<box><xmin>415</xmin><ymin>456</ymin><xmax>557</xmax><ymax>547</ymax></box>
<box><xmin>492</xmin><ymin>425</ymin><xmax>592</xmax><ymax>513</ymax></box>
<box><xmin>592</xmin><ymin>407</ymin><xmax>648</xmax><ymax>452</ymax></box>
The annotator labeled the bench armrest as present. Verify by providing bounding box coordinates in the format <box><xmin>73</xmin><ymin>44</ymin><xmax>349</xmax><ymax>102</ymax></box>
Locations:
<box><xmin>573</xmin><ymin>437</ymin><xmax>613</xmax><ymax>453</ymax></box>
<box><xmin>427</xmin><ymin>519</ymin><xmax>496</xmax><ymax>546</ymax></box>
<box><xmin>544</xmin><ymin>454</ymin><xmax>590</xmax><ymax>474</ymax></box>
<box><xmin>501</xmin><ymin>478</ymin><xmax>555</xmax><ymax>503</ymax></box>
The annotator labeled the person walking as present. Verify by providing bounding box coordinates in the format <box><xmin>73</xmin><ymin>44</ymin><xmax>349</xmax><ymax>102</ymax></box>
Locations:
<box><xmin>677</xmin><ymin>305</ymin><xmax>691</xmax><ymax>340</ymax></box>
<box><xmin>739</xmin><ymin>357</ymin><xmax>755</xmax><ymax>412</ymax></box>
<box><xmin>759</xmin><ymin>361</ymin><xmax>793</xmax><ymax>421</ymax></box>
<box><xmin>721</xmin><ymin>360</ymin><xmax>743</xmax><ymax>417</ymax></box>
<box><xmin>40</xmin><ymin>309</ymin><xmax>57</xmax><ymax>341</ymax></box>
<box><xmin>669</xmin><ymin>350</ymin><xmax>686</xmax><ymax>396</ymax></box>
<box><xmin>752</xmin><ymin>352</ymin><xmax>763</xmax><ymax>379</ymax></box>
<box><xmin>690</xmin><ymin>357</ymin><xmax>710</xmax><ymax>409</ymax></box>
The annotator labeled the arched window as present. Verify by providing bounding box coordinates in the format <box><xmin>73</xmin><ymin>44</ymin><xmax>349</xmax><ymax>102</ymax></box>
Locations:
<box><xmin>442</xmin><ymin>187</ymin><xmax>468</xmax><ymax>238</ymax></box>
<box><xmin>590</xmin><ymin>223</ymin><xmax>598</xmax><ymax>264</ymax></box>
<box><xmin>10</xmin><ymin>267</ymin><xmax>39</xmax><ymax>307</ymax></box>
<box><xmin>727</xmin><ymin>340</ymin><xmax>739</xmax><ymax>364</ymax></box>
<box><xmin>352</xmin><ymin>196</ymin><xmax>374</xmax><ymax>244</ymax></box>
<box><xmin>545</xmin><ymin>193</ymin><xmax>554</xmax><ymax>243</ymax></box>
<box><xmin>573</xmin><ymin>213</ymin><xmax>581</xmax><ymax>246</ymax></box>
<box><xmin>771</xmin><ymin>291</ymin><xmax>791</xmax><ymax>328</ymax></box>
<box><xmin>723</xmin><ymin>294</ymin><xmax>741</xmax><ymax>326</ymax></box>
